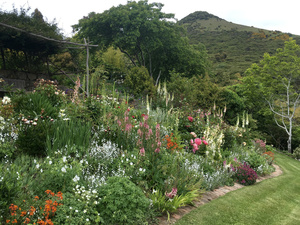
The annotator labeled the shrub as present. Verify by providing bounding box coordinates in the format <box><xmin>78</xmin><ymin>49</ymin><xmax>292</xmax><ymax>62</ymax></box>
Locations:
<box><xmin>293</xmin><ymin>146</ymin><xmax>300</xmax><ymax>159</ymax></box>
<box><xmin>12</xmin><ymin>92</ymin><xmax>58</xmax><ymax>119</ymax></box>
<box><xmin>234</xmin><ymin>162</ymin><xmax>258</xmax><ymax>186</ymax></box>
<box><xmin>124</xmin><ymin>66</ymin><xmax>156</xmax><ymax>97</ymax></box>
<box><xmin>16</xmin><ymin>117</ymin><xmax>53</xmax><ymax>157</ymax></box>
<box><xmin>97</xmin><ymin>176</ymin><xmax>150</xmax><ymax>225</ymax></box>
<box><xmin>246</xmin><ymin>151</ymin><xmax>267</xmax><ymax>171</ymax></box>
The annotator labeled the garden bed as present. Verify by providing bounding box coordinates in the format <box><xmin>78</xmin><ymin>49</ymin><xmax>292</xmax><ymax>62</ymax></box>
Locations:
<box><xmin>158</xmin><ymin>164</ymin><xmax>282</xmax><ymax>225</ymax></box>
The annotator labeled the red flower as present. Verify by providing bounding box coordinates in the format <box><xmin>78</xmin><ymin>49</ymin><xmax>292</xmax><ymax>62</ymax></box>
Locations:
<box><xmin>188</xmin><ymin>116</ymin><xmax>193</xmax><ymax>122</ymax></box>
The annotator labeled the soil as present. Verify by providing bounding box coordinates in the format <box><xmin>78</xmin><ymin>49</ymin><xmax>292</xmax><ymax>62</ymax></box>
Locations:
<box><xmin>157</xmin><ymin>164</ymin><xmax>283</xmax><ymax>225</ymax></box>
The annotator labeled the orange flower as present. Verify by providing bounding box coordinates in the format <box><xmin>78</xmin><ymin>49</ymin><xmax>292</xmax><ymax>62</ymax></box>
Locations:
<box><xmin>21</xmin><ymin>211</ymin><xmax>27</xmax><ymax>216</ymax></box>
<box><xmin>29</xmin><ymin>206</ymin><xmax>36</xmax><ymax>216</ymax></box>
<box><xmin>56</xmin><ymin>191</ymin><xmax>63</xmax><ymax>200</ymax></box>
<box><xmin>37</xmin><ymin>220</ymin><xmax>45</xmax><ymax>225</ymax></box>
<box><xmin>24</xmin><ymin>218</ymin><xmax>30</xmax><ymax>224</ymax></box>
<box><xmin>6</xmin><ymin>220</ymin><xmax>10</xmax><ymax>223</ymax></box>
<box><xmin>34</xmin><ymin>196</ymin><xmax>39</xmax><ymax>200</ymax></box>
<box><xmin>12</xmin><ymin>219</ymin><xmax>18</xmax><ymax>224</ymax></box>
<box><xmin>45</xmin><ymin>190</ymin><xmax>54</xmax><ymax>196</ymax></box>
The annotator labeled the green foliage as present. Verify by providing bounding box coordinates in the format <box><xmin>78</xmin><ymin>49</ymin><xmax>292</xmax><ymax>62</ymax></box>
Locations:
<box><xmin>12</xmin><ymin>92</ymin><xmax>58</xmax><ymax>118</ymax></box>
<box><xmin>73</xmin><ymin>1</ymin><xmax>208</xmax><ymax>81</ymax></box>
<box><xmin>292</xmin><ymin>146</ymin><xmax>300</xmax><ymax>159</ymax></box>
<box><xmin>124</xmin><ymin>66</ymin><xmax>156</xmax><ymax>96</ymax></box>
<box><xmin>0</xmin><ymin>161</ymin><xmax>22</xmax><ymax>217</ymax></box>
<box><xmin>16</xmin><ymin>117</ymin><xmax>53</xmax><ymax>157</ymax></box>
<box><xmin>46</xmin><ymin>119</ymin><xmax>92</xmax><ymax>157</ymax></box>
<box><xmin>167</xmin><ymin>71</ymin><xmax>222</xmax><ymax>110</ymax></box>
<box><xmin>149</xmin><ymin>188</ymin><xmax>199</xmax><ymax>218</ymax></box>
<box><xmin>54</xmin><ymin>191</ymin><xmax>102</xmax><ymax>224</ymax></box>
<box><xmin>245</xmin><ymin>151</ymin><xmax>267</xmax><ymax>171</ymax></box>
<box><xmin>243</xmin><ymin>39</ymin><xmax>300</xmax><ymax>152</ymax></box>
<box><xmin>97</xmin><ymin>176</ymin><xmax>151</xmax><ymax>225</ymax></box>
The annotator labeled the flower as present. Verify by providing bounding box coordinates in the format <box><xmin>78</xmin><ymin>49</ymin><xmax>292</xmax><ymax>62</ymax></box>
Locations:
<box><xmin>190</xmin><ymin>139</ymin><xmax>194</xmax><ymax>145</ymax></box>
<box><xmin>195</xmin><ymin>138</ymin><xmax>202</xmax><ymax>145</ymax></box>
<box><xmin>203</xmin><ymin>140</ymin><xmax>208</xmax><ymax>145</ymax></box>
<box><xmin>2</xmin><ymin>96</ymin><xmax>11</xmax><ymax>105</ymax></box>
<box><xmin>188</xmin><ymin>116</ymin><xmax>193</xmax><ymax>122</ymax></box>
<box><xmin>139</xmin><ymin>148</ymin><xmax>145</xmax><ymax>156</ymax></box>
<box><xmin>165</xmin><ymin>187</ymin><xmax>177</xmax><ymax>199</ymax></box>
<box><xmin>61</xmin><ymin>167</ymin><xmax>66</xmax><ymax>173</ymax></box>
<box><xmin>73</xmin><ymin>175</ymin><xmax>80</xmax><ymax>182</ymax></box>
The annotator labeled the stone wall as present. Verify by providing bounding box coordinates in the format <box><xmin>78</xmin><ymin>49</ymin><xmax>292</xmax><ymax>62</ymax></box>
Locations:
<box><xmin>0</xmin><ymin>70</ymin><xmax>50</xmax><ymax>91</ymax></box>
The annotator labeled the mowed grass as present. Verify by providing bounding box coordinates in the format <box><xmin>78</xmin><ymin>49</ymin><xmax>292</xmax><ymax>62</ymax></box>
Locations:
<box><xmin>175</xmin><ymin>152</ymin><xmax>300</xmax><ymax>225</ymax></box>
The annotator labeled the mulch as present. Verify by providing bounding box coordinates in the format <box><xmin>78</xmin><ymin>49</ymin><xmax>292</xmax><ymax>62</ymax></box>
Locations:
<box><xmin>157</xmin><ymin>164</ymin><xmax>283</xmax><ymax>225</ymax></box>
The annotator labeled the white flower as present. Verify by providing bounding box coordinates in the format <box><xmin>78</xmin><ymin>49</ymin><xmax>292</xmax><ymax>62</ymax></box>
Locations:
<box><xmin>69</xmin><ymin>207</ymin><xmax>72</xmax><ymax>210</ymax></box>
<box><xmin>49</xmin><ymin>160</ymin><xmax>52</xmax><ymax>165</ymax></box>
<box><xmin>2</xmin><ymin>96</ymin><xmax>11</xmax><ymax>105</ymax></box>
<box><xmin>83</xmin><ymin>209</ymin><xmax>87</xmax><ymax>213</ymax></box>
<box><xmin>61</xmin><ymin>167</ymin><xmax>66</xmax><ymax>173</ymax></box>
<box><xmin>62</xmin><ymin>156</ymin><xmax>67</xmax><ymax>163</ymax></box>
<box><xmin>86</xmin><ymin>218</ymin><xmax>89</xmax><ymax>221</ymax></box>
<box><xmin>75</xmin><ymin>209</ymin><xmax>78</xmax><ymax>213</ymax></box>
<box><xmin>73</xmin><ymin>175</ymin><xmax>80</xmax><ymax>182</ymax></box>
<box><xmin>36</xmin><ymin>164</ymin><xmax>40</xmax><ymax>169</ymax></box>
<box><xmin>40</xmin><ymin>169</ymin><xmax>43</xmax><ymax>173</ymax></box>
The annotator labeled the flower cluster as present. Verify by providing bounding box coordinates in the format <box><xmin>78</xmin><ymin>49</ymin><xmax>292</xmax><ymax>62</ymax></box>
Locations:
<box><xmin>163</xmin><ymin>133</ymin><xmax>180</xmax><ymax>151</ymax></box>
<box><xmin>2</xmin><ymin>96</ymin><xmax>11</xmax><ymax>105</ymax></box>
<box><xmin>6</xmin><ymin>190</ymin><xmax>63</xmax><ymax>225</ymax></box>
<box><xmin>234</xmin><ymin>162</ymin><xmax>258</xmax><ymax>186</ymax></box>
<box><xmin>190</xmin><ymin>137</ymin><xmax>208</xmax><ymax>153</ymax></box>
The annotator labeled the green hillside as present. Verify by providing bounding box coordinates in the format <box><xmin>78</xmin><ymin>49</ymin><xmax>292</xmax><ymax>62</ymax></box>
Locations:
<box><xmin>179</xmin><ymin>11</ymin><xmax>300</xmax><ymax>85</ymax></box>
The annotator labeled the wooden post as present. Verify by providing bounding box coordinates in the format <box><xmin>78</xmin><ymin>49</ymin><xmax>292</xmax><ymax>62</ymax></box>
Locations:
<box><xmin>84</xmin><ymin>38</ymin><xmax>90</xmax><ymax>97</ymax></box>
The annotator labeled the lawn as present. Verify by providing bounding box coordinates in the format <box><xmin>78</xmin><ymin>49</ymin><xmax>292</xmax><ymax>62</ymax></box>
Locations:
<box><xmin>175</xmin><ymin>152</ymin><xmax>300</xmax><ymax>225</ymax></box>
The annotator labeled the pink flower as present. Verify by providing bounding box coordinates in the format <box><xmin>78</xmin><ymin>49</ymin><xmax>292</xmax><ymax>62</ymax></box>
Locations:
<box><xmin>203</xmin><ymin>140</ymin><xmax>208</xmax><ymax>145</ymax></box>
<box><xmin>157</xmin><ymin>141</ymin><xmax>162</xmax><ymax>147</ymax></box>
<box><xmin>137</xmin><ymin>129</ymin><xmax>143</xmax><ymax>137</ymax></box>
<box><xmin>117</xmin><ymin>120</ymin><xmax>122</xmax><ymax>126</ymax></box>
<box><xmin>195</xmin><ymin>138</ymin><xmax>202</xmax><ymax>146</ymax></box>
<box><xmin>139</xmin><ymin>148</ymin><xmax>145</xmax><ymax>156</ymax></box>
<box><xmin>190</xmin><ymin>139</ymin><xmax>194</xmax><ymax>145</ymax></box>
<box><xmin>188</xmin><ymin>116</ymin><xmax>193</xmax><ymax>122</ymax></box>
<box><xmin>165</xmin><ymin>188</ymin><xmax>177</xmax><ymax>199</ymax></box>
<box><xmin>155</xmin><ymin>148</ymin><xmax>160</xmax><ymax>153</ymax></box>
<box><xmin>125</xmin><ymin>123</ymin><xmax>132</xmax><ymax>132</ymax></box>
<box><xmin>193</xmin><ymin>143</ymin><xmax>198</xmax><ymax>151</ymax></box>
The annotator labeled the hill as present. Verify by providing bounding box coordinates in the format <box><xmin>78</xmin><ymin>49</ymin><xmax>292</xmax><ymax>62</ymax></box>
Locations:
<box><xmin>178</xmin><ymin>11</ymin><xmax>300</xmax><ymax>86</ymax></box>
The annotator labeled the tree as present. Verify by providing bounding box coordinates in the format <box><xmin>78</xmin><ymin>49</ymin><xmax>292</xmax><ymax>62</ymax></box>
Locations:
<box><xmin>73</xmin><ymin>0</ymin><xmax>208</xmax><ymax>80</ymax></box>
<box><xmin>0</xmin><ymin>7</ymin><xmax>63</xmax><ymax>72</ymax></box>
<box><xmin>243</xmin><ymin>39</ymin><xmax>300</xmax><ymax>153</ymax></box>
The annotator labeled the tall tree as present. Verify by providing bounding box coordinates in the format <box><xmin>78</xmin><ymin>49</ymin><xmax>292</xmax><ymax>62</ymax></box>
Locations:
<box><xmin>243</xmin><ymin>39</ymin><xmax>300</xmax><ymax>153</ymax></box>
<box><xmin>73</xmin><ymin>0</ymin><xmax>208</xmax><ymax>80</ymax></box>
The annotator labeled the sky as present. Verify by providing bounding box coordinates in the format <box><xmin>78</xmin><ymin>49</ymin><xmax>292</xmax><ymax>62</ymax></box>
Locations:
<box><xmin>1</xmin><ymin>0</ymin><xmax>300</xmax><ymax>37</ymax></box>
